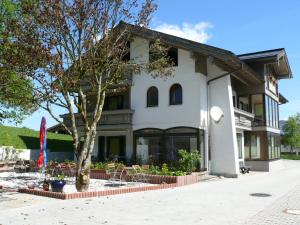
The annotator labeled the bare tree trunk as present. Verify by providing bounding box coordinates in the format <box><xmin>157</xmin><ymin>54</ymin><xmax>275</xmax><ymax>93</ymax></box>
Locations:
<box><xmin>75</xmin><ymin>127</ymin><xmax>97</xmax><ymax>192</ymax></box>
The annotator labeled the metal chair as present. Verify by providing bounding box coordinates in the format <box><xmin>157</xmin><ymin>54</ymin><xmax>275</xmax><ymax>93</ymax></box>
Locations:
<box><xmin>106</xmin><ymin>163</ymin><xmax>125</xmax><ymax>186</ymax></box>
<box><xmin>131</xmin><ymin>165</ymin><xmax>149</xmax><ymax>184</ymax></box>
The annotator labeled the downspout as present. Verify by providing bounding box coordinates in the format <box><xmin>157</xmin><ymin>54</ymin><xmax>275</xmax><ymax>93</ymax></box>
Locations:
<box><xmin>206</xmin><ymin>62</ymin><xmax>244</xmax><ymax>173</ymax></box>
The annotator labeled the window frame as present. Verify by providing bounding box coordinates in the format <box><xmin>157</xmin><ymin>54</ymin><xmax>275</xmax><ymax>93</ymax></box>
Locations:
<box><xmin>169</xmin><ymin>83</ymin><xmax>183</xmax><ymax>105</ymax></box>
<box><xmin>146</xmin><ymin>86</ymin><xmax>159</xmax><ymax>107</ymax></box>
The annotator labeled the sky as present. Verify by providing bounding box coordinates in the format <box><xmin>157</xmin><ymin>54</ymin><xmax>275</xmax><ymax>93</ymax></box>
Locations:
<box><xmin>8</xmin><ymin>0</ymin><xmax>300</xmax><ymax>130</ymax></box>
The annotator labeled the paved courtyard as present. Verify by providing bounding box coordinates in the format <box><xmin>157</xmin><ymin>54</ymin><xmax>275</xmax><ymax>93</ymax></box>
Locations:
<box><xmin>0</xmin><ymin>160</ymin><xmax>300</xmax><ymax>225</ymax></box>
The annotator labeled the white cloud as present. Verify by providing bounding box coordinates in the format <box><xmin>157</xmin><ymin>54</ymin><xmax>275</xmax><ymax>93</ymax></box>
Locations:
<box><xmin>152</xmin><ymin>22</ymin><xmax>213</xmax><ymax>43</ymax></box>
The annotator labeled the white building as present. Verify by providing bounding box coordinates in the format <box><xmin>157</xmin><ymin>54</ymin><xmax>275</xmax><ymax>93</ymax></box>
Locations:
<box><xmin>61</xmin><ymin>22</ymin><xmax>292</xmax><ymax>177</ymax></box>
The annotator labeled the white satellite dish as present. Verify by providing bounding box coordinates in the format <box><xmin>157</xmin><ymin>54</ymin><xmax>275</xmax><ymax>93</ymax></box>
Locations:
<box><xmin>210</xmin><ymin>106</ymin><xmax>224</xmax><ymax>123</ymax></box>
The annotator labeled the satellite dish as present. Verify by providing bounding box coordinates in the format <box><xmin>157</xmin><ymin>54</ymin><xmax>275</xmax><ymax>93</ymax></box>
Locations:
<box><xmin>210</xmin><ymin>106</ymin><xmax>224</xmax><ymax>123</ymax></box>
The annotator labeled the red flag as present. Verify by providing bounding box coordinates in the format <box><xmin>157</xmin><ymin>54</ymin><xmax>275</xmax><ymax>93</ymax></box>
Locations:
<box><xmin>37</xmin><ymin>117</ymin><xmax>46</xmax><ymax>168</ymax></box>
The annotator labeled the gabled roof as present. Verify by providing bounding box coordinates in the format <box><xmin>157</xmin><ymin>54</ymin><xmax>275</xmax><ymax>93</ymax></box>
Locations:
<box><xmin>238</xmin><ymin>48</ymin><xmax>292</xmax><ymax>79</ymax></box>
<box><xmin>117</xmin><ymin>22</ymin><xmax>264</xmax><ymax>85</ymax></box>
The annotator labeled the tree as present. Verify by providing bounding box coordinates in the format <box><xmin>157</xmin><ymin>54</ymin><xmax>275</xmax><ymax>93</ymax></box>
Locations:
<box><xmin>0</xmin><ymin>0</ymin><xmax>36</xmax><ymax>123</ymax></box>
<box><xmin>282</xmin><ymin>114</ymin><xmax>300</xmax><ymax>152</ymax></box>
<box><xmin>3</xmin><ymin>0</ymin><xmax>173</xmax><ymax>191</ymax></box>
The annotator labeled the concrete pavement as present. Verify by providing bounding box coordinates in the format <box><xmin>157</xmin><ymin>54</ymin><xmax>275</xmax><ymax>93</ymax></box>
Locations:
<box><xmin>0</xmin><ymin>160</ymin><xmax>300</xmax><ymax>225</ymax></box>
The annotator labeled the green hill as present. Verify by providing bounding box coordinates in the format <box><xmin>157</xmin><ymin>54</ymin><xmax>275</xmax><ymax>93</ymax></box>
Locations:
<box><xmin>0</xmin><ymin>125</ymin><xmax>73</xmax><ymax>152</ymax></box>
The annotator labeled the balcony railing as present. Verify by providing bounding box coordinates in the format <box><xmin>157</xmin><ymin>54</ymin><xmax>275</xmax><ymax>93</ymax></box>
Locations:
<box><xmin>234</xmin><ymin>107</ymin><xmax>255</xmax><ymax>129</ymax></box>
<box><xmin>61</xmin><ymin>109</ymin><xmax>134</xmax><ymax>128</ymax></box>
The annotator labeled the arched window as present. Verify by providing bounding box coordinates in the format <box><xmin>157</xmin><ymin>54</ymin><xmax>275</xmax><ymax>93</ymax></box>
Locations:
<box><xmin>169</xmin><ymin>84</ymin><xmax>182</xmax><ymax>105</ymax></box>
<box><xmin>147</xmin><ymin>86</ymin><xmax>158</xmax><ymax>107</ymax></box>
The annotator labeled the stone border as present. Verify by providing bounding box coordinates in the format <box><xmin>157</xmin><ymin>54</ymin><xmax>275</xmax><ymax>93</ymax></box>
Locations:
<box><xmin>18</xmin><ymin>174</ymin><xmax>198</xmax><ymax>200</ymax></box>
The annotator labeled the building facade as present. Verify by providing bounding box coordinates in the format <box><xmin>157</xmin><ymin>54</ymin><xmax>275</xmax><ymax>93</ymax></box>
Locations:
<box><xmin>61</xmin><ymin>23</ymin><xmax>292</xmax><ymax>177</ymax></box>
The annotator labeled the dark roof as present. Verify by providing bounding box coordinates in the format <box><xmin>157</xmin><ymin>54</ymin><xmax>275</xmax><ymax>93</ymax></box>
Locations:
<box><xmin>117</xmin><ymin>22</ymin><xmax>263</xmax><ymax>85</ymax></box>
<box><xmin>238</xmin><ymin>48</ymin><xmax>285</xmax><ymax>60</ymax></box>
<box><xmin>237</xmin><ymin>48</ymin><xmax>292</xmax><ymax>79</ymax></box>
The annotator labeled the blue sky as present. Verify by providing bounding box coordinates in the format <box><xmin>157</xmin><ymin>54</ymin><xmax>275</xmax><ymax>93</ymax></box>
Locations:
<box><xmin>9</xmin><ymin>0</ymin><xmax>300</xmax><ymax>130</ymax></box>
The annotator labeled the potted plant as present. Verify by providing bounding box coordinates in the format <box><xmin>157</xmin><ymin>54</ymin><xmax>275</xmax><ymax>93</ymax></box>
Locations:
<box><xmin>50</xmin><ymin>175</ymin><xmax>66</xmax><ymax>192</ymax></box>
<box><xmin>42</xmin><ymin>179</ymin><xmax>50</xmax><ymax>191</ymax></box>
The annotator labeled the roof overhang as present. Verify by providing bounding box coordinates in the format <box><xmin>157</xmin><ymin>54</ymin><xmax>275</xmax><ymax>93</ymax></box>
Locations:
<box><xmin>238</xmin><ymin>48</ymin><xmax>292</xmax><ymax>80</ymax></box>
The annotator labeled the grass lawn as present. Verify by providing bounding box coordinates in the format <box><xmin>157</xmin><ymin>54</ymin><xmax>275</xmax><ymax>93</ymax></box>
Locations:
<box><xmin>281</xmin><ymin>152</ymin><xmax>300</xmax><ymax>160</ymax></box>
<box><xmin>0</xmin><ymin>125</ymin><xmax>73</xmax><ymax>152</ymax></box>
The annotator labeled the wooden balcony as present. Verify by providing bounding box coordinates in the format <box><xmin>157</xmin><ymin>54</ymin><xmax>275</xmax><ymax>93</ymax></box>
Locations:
<box><xmin>61</xmin><ymin>109</ymin><xmax>134</xmax><ymax>130</ymax></box>
<box><xmin>234</xmin><ymin>107</ymin><xmax>255</xmax><ymax>130</ymax></box>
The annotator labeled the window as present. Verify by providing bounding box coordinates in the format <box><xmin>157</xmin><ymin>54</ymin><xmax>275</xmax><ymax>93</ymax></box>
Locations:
<box><xmin>244</xmin><ymin>134</ymin><xmax>251</xmax><ymax>160</ymax></box>
<box><xmin>252</xmin><ymin>94</ymin><xmax>264</xmax><ymax>126</ymax></box>
<box><xmin>244</xmin><ymin>132</ymin><xmax>261</xmax><ymax>160</ymax></box>
<box><xmin>121</xmin><ymin>42</ymin><xmax>130</xmax><ymax>61</ymax></box>
<box><xmin>236</xmin><ymin>133</ymin><xmax>243</xmax><ymax>159</ymax></box>
<box><xmin>103</xmin><ymin>95</ymin><xmax>126</xmax><ymax>110</ymax></box>
<box><xmin>134</xmin><ymin>127</ymin><xmax>202</xmax><ymax>166</ymax></box>
<box><xmin>107</xmin><ymin>136</ymin><xmax>126</xmax><ymax>161</ymax></box>
<box><xmin>149</xmin><ymin>42</ymin><xmax>178</xmax><ymax>66</ymax></box>
<box><xmin>268</xmin><ymin>133</ymin><xmax>281</xmax><ymax>160</ymax></box>
<box><xmin>166</xmin><ymin>135</ymin><xmax>197</xmax><ymax>161</ymax></box>
<box><xmin>251</xmin><ymin>135</ymin><xmax>261</xmax><ymax>159</ymax></box>
<box><xmin>170</xmin><ymin>84</ymin><xmax>182</xmax><ymax>105</ymax></box>
<box><xmin>103</xmin><ymin>95</ymin><xmax>123</xmax><ymax>110</ymax></box>
<box><xmin>147</xmin><ymin>86</ymin><xmax>158</xmax><ymax>107</ymax></box>
<box><xmin>264</xmin><ymin>95</ymin><xmax>279</xmax><ymax>128</ymax></box>
<box><xmin>167</xmin><ymin>47</ymin><xmax>178</xmax><ymax>66</ymax></box>
<box><xmin>136</xmin><ymin>136</ymin><xmax>163</xmax><ymax>165</ymax></box>
<box><xmin>238</xmin><ymin>96</ymin><xmax>250</xmax><ymax>112</ymax></box>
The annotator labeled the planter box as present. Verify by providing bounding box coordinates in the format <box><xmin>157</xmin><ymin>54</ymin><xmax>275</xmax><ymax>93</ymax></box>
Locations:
<box><xmin>60</xmin><ymin>168</ymin><xmax>199</xmax><ymax>186</ymax></box>
<box><xmin>90</xmin><ymin>169</ymin><xmax>106</xmax><ymax>174</ymax></box>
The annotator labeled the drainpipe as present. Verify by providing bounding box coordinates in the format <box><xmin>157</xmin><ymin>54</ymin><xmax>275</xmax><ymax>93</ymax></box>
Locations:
<box><xmin>206</xmin><ymin>62</ymin><xmax>244</xmax><ymax>173</ymax></box>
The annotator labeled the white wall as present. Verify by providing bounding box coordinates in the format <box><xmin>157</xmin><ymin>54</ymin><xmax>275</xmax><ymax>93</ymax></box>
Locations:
<box><xmin>209</xmin><ymin>75</ymin><xmax>240</xmax><ymax>177</ymax></box>
<box><xmin>130</xmin><ymin>37</ymin><xmax>208</xmax><ymax>131</ymax></box>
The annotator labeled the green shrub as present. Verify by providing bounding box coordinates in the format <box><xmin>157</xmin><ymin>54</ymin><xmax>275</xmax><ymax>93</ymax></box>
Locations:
<box><xmin>281</xmin><ymin>152</ymin><xmax>300</xmax><ymax>160</ymax></box>
<box><xmin>172</xmin><ymin>170</ymin><xmax>186</xmax><ymax>176</ymax></box>
<box><xmin>177</xmin><ymin>149</ymin><xmax>201</xmax><ymax>174</ymax></box>
<box><xmin>148</xmin><ymin>165</ymin><xmax>160</xmax><ymax>175</ymax></box>
<box><xmin>161</xmin><ymin>163</ymin><xmax>169</xmax><ymax>175</ymax></box>
<box><xmin>91</xmin><ymin>162</ymin><xmax>106</xmax><ymax>170</ymax></box>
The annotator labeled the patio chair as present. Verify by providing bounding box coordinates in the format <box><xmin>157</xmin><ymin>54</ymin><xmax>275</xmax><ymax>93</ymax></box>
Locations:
<box><xmin>131</xmin><ymin>165</ymin><xmax>149</xmax><ymax>184</ymax></box>
<box><xmin>106</xmin><ymin>163</ymin><xmax>125</xmax><ymax>186</ymax></box>
<box><xmin>14</xmin><ymin>160</ymin><xmax>27</xmax><ymax>174</ymax></box>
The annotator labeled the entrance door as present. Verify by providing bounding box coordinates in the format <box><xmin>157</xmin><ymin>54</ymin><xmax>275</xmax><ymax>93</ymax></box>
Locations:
<box><xmin>107</xmin><ymin>136</ymin><xmax>126</xmax><ymax>161</ymax></box>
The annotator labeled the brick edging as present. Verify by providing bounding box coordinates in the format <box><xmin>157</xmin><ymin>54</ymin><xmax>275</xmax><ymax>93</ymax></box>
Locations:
<box><xmin>18</xmin><ymin>174</ymin><xmax>198</xmax><ymax>200</ymax></box>
<box><xmin>19</xmin><ymin>183</ymin><xmax>177</xmax><ymax>200</ymax></box>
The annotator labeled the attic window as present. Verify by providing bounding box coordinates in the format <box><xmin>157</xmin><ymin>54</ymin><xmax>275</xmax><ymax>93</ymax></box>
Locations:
<box><xmin>167</xmin><ymin>47</ymin><xmax>178</xmax><ymax>66</ymax></box>
<box><xmin>149</xmin><ymin>42</ymin><xmax>178</xmax><ymax>66</ymax></box>
<box><xmin>195</xmin><ymin>55</ymin><xmax>207</xmax><ymax>75</ymax></box>
<box><xmin>121</xmin><ymin>42</ymin><xmax>130</xmax><ymax>61</ymax></box>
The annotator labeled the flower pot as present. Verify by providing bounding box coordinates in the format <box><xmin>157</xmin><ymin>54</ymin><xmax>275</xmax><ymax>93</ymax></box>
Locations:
<box><xmin>43</xmin><ymin>180</ymin><xmax>50</xmax><ymax>191</ymax></box>
<box><xmin>50</xmin><ymin>180</ymin><xmax>66</xmax><ymax>192</ymax></box>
